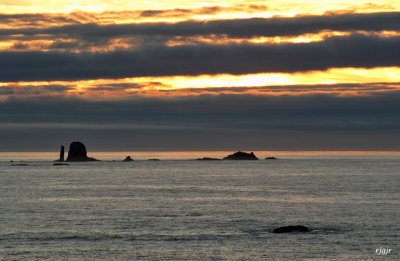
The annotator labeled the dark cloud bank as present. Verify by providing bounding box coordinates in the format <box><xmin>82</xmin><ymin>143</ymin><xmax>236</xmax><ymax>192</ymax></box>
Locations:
<box><xmin>2</xmin><ymin>12</ymin><xmax>399</xmax><ymax>38</ymax></box>
<box><xmin>1</xmin><ymin>93</ymin><xmax>400</xmax><ymax>151</ymax></box>
<box><xmin>2</xmin><ymin>11</ymin><xmax>400</xmax><ymax>151</ymax></box>
<box><xmin>1</xmin><ymin>34</ymin><xmax>400</xmax><ymax>81</ymax></box>
<box><xmin>1</xmin><ymin>12</ymin><xmax>400</xmax><ymax>82</ymax></box>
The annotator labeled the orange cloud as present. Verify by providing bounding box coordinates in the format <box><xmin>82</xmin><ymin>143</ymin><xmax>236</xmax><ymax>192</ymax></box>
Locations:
<box><xmin>1</xmin><ymin>67</ymin><xmax>400</xmax><ymax>100</ymax></box>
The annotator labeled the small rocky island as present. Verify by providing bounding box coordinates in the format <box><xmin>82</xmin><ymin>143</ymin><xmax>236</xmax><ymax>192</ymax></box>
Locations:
<box><xmin>123</xmin><ymin>156</ymin><xmax>134</xmax><ymax>162</ymax></box>
<box><xmin>64</xmin><ymin>141</ymin><xmax>98</xmax><ymax>162</ymax></box>
<box><xmin>197</xmin><ymin>157</ymin><xmax>221</xmax><ymax>161</ymax></box>
<box><xmin>273</xmin><ymin>225</ymin><xmax>311</xmax><ymax>233</ymax></box>
<box><xmin>223</xmin><ymin>151</ymin><xmax>258</xmax><ymax>160</ymax></box>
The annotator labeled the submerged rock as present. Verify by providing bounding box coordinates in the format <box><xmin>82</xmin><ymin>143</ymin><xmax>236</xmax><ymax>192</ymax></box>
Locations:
<box><xmin>66</xmin><ymin>141</ymin><xmax>98</xmax><ymax>162</ymax></box>
<box><xmin>148</xmin><ymin>159</ymin><xmax>161</xmax><ymax>161</ymax></box>
<box><xmin>273</xmin><ymin>225</ymin><xmax>311</xmax><ymax>233</ymax></box>
<box><xmin>197</xmin><ymin>157</ymin><xmax>221</xmax><ymax>161</ymax></box>
<box><xmin>223</xmin><ymin>151</ymin><xmax>258</xmax><ymax>160</ymax></box>
<box><xmin>265</xmin><ymin>156</ymin><xmax>278</xmax><ymax>160</ymax></box>
<box><xmin>123</xmin><ymin>156</ymin><xmax>134</xmax><ymax>162</ymax></box>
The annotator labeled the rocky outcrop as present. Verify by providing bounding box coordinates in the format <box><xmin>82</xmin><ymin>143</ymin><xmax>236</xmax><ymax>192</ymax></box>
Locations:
<box><xmin>54</xmin><ymin>145</ymin><xmax>65</xmax><ymax>162</ymax></box>
<box><xmin>197</xmin><ymin>157</ymin><xmax>221</xmax><ymax>161</ymax></box>
<box><xmin>66</xmin><ymin>142</ymin><xmax>98</xmax><ymax>162</ymax></box>
<box><xmin>265</xmin><ymin>156</ymin><xmax>278</xmax><ymax>160</ymax></box>
<box><xmin>123</xmin><ymin>156</ymin><xmax>134</xmax><ymax>162</ymax></box>
<box><xmin>273</xmin><ymin>225</ymin><xmax>311</xmax><ymax>233</ymax></box>
<box><xmin>223</xmin><ymin>151</ymin><xmax>258</xmax><ymax>160</ymax></box>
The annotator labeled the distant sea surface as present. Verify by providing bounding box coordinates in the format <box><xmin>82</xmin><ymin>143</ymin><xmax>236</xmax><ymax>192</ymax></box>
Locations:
<box><xmin>1</xmin><ymin>151</ymin><xmax>399</xmax><ymax>260</ymax></box>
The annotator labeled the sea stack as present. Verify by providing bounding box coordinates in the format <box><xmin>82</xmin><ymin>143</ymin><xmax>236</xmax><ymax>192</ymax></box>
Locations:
<box><xmin>66</xmin><ymin>141</ymin><xmax>98</xmax><ymax>162</ymax></box>
<box><xmin>60</xmin><ymin>146</ymin><xmax>65</xmax><ymax>161</ymax></box>
<box><xmin>273</xmin><ymin>225</ymin><xmax>311</xmax><ymax>233</ymax></box>
<box><xmin>223</xmin><ymin>151</ymin><xmax>259</xmax><ymax>160</ymax></box>
<box><xmin>123</xmin><ymin>156</ymin><xmax>134</xmax><ymax>162</ymax></box>
<box><xmin>54</xmin><ymin>145</ymin><xmax>65</xmax><ymax>162</ymax></box>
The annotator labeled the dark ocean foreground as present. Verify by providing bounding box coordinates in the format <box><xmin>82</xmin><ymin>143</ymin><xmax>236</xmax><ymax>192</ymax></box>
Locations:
<box><xmin>0</xmin><ymin>155</ymin><xmax>399</xmax><ymax>260</ymax></box>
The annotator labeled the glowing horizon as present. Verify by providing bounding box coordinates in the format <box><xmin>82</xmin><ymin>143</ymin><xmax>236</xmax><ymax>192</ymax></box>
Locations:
<box><xmin>1</xmin><ymin>67</ymin><xmax>399</xmax><ymax>100</ymax></box>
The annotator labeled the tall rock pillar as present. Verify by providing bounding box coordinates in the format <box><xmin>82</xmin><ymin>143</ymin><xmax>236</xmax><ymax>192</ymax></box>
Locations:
<box><xmin>59</xmin><ymin>145</ymin><xmax>65</xmax><ymax>161</ymax></box>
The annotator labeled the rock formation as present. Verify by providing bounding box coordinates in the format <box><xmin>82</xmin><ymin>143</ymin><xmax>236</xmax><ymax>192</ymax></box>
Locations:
<box><xmin>66</xmin><ymin>141</ymin><xmax>98</xmax><ymax>162</ymax></box>
<box><xmin>273</xmin><ymin>225</ymin><xmax>311</xmax><ymax>233</ymax></box>
<box><xmin>265</xmin><ymin>156</ymin><xmax>278</xmax><ymax>160</ymax></box>
<box><xmin>197</xmin><ymin>157</ymin><xmax>221</xmax><ymax>161</ymax></box>
<box><xmin>223</xmin><ymin>151</ymin><xmax>258</xmax><ymax>160</ymax></box>
<box><xmin>54</xmin><ymin>145</ymin><xmax>65</xmax><ymax>162</ymax></box>
<box><xmin>123</xmin><ymin>156</ymin><xmax>134</xmax><ymax>162</ymax></box>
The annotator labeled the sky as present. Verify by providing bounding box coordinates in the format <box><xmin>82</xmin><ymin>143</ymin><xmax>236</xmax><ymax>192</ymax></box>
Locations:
<box><xmin>1</xmin><ymin>0</ymin><xmax>400</xmax><ymax>151</ymax></box>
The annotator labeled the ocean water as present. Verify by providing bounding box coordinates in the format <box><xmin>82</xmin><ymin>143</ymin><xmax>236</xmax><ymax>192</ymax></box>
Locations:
<box><xmin>0</xmin><ymin>152</ymin><xmax>399</xmax><ymax>260</ymax></box>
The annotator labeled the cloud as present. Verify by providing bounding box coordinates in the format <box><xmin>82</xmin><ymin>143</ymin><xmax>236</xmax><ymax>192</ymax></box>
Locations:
<box><xmin>1</xmin><ymin>10</ymin><xmax>400</xmax><ymax>151</ymax></box>
<box><xmin>0</xmin><ymin>5</ymin><xmax>269</xmax><ymax>28</ymax></box>
<box><xmin>158</xmin><ymin>82</ymin><xmax>400</xmax><ymax>96</ymax></box>
<box><xmin>1</xmin><ymin>34</ymin><xmax>400</xmax><ymax>81</ymax></box>
<box><xmin>1</xmin><ymin>12</ymin><xmax>399</xmax><ymax>39</ymax></box>
<box><xmin>2</xmin><ymin>12</ymin><xmax>399</xmax><ymax>58</ymax></box>
<box><xmin>0</xmin><ymin>0</ymin><xmax>32</xmax><ymax>5</ymax></box>
<box><xmin>88</xmin><ymin>83</ymin><xmax>144</xmax><ymax>91</ymax></box>
<box><xmin>138</xmin><ymin>6</ymin><xmax>222</xmax><ymax>17</ymax></box>
<box><xmin>0</xmin><ymin>86</ymin><xmax>14</xmax><ymax>95</ymax></box>
<box><xmin>138</xmin><ymin>4</ymin><xmax>268</xmax><ymax>18</ymax></box>
<box><xmin>0</xmin><ymin>13</ymin><xmax>80</xmax><ymax>27</ymax></box>
<box><xmin>2</xmin><ymin>91</ymin><xmax>400</xmax><ymax>130</ymax></box>
<box><xmin>3</xmin><ymin>81</ymin><xmax>397</xmax><ymax>100</ymax></box>
<box><xmin>0</xmin><ymin>84</ymin><xmax>73</xmax><ymax>97</ymax></box>
<box><xmin>1</xmin><ymin>92</ymin><xmax>400</xmax><ymax>151</ymax></box>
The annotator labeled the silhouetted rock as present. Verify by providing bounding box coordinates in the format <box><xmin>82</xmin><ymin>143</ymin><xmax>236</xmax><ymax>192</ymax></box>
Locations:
<box><xmin>66</xmin><ymin>142</ymin><xmax>98</xmax><ymax>162</ymax></box>
<box><xmin>197</xmin><ymin>157</ymin><xmax>221</xmax><ymax>161</ymax></box>
<box><xmin>123</xmin><ymin>156</ymin><xmax>134</xmax><ymax>162</ymax></box>
<box><xmin>223</xmin><ymin>151</ymin><xmax>258</xmax><ymax>160</ymax></box>
<box><xmin>273</xmin><ymin>225</ymin><xmax>311</xmax><ymax>233</ymax></box>
<box><xmin>54</xmin><ymin>145</ymin><xmax>65</xmax><ymax>162</ymax></box>
<box><xmin>148</xmin><ymin>159</ymin><xmax>161</xmax><ymax>161</ymax></box>
<box><xmin>265</xmin><ymin>156</ymin><xmax>278</xmax><ymax>160</ymax></box>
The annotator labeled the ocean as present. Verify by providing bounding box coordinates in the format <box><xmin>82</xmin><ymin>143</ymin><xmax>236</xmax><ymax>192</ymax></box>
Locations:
<box><xmin>0</xmin><ymin>151</ymin><xmax>399</xmax><ymax>260</ymax></box>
